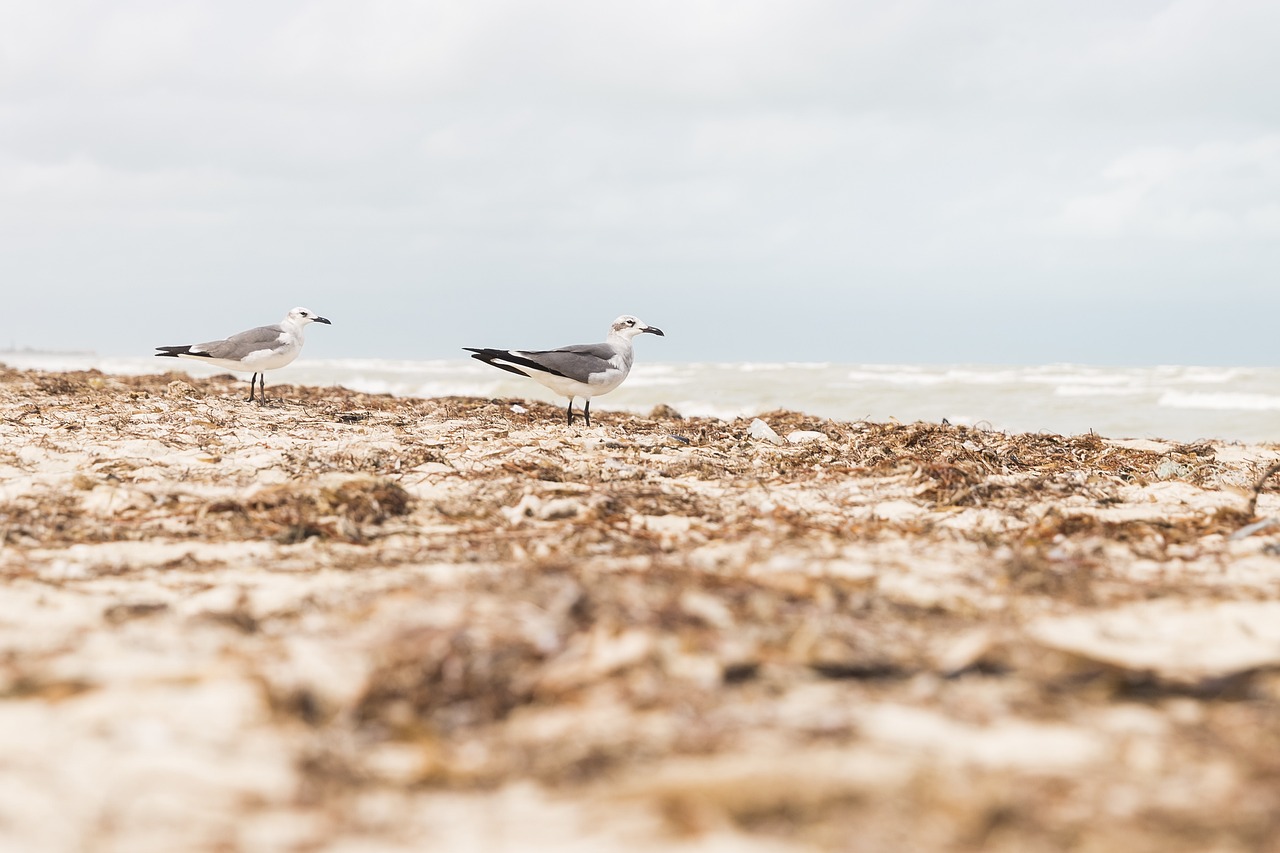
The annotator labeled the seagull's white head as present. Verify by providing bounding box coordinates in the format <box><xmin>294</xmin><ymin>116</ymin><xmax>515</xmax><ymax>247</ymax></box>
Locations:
<box><xmin>285</xmin><ymin>307</ymin><xmax>333</xmax><ymax>326</ymax></box>
<box><xmin>610</xmin><ymin>315</ymin><xmax>664</xmax><ymax>341</ymax></box>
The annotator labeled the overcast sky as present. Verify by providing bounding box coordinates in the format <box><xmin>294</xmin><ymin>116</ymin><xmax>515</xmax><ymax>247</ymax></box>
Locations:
<box><xmin>2</xmin><ymin>0</ymin><xmax>1278</xmax><ymax>365</ymax></box>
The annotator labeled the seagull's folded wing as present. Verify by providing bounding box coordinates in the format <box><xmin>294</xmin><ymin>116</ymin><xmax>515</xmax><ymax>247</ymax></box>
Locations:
<box><xmin>193</xmin><ymin>325</ymin><xmax>285</xmax><ymax>359</ymax></box>
<box><xmin>524</xmin><ymin>344</ymin><xmax>616</xmax><ymax>384</ymax></box>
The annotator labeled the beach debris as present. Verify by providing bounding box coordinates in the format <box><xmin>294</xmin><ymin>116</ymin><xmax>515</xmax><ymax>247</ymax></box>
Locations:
<box><xmin>786</xmin><ymin>430</ymin><xmax>828</xmax><ymax>444</ymax></box>
<box><xmin>1026</xmin><ymin>600</ymin><xmax>1280</xmax><ymax>687</ymax></box>
<box><xmin>747</xmin><ymin>418</ymin><xmax>784</xmax><ymax>445</ymax></box>
<box><xmin>932</xmin><ymin>628</ymin><xmax>1001</xmax><ymax>676</ymax></box>
<box><xmin>538</xmin><ymin>498</ymin><xmax>585</xmax><ymax>521</ymax></box>
<box><xmin>1244</xmin><ymin>460</ymin><xmax>1280</xmax><ymax>518</ymax></box>
<box><xmin>165</xmin><ymin>379</ymin><xmax>198</xmax><ymax>398</ymax></box>
<box><xmin>204</xmin><ymin>476</ymin><xmax>412</xmax><ymax>542</ymax></box>
<box><xmin>853</xmin><ymin>703</ymin><xmax>1108</xmax><ymax>771</ymax></box>
<box><xmin>1154</xmin><ymin>458</ymin><xmax>1190</xmax><ymax>479</ymax></box>
<box><xmin>103</xmin><ymin>601</ymin><xmax>170</xmax><ymax>624</ymax></box>
<box><xmin>1228</xmin><ymin>516</ymin><xmax>1280</xmax><ymax>541</ymax></box>
<box><xmin>500</xmin><ymin>493</ymin><xmax>586</xmax><ymax>524</ymax></box>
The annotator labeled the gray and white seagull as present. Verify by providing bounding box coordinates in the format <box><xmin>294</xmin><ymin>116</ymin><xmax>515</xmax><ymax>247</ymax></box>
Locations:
<box><xmin>465</xmin><ymin>314</ymin><xmax>665</xmax><ymax>426</ymax></box>
<box><xmin>155</xmin><ymin>306</ymin><xmax>332</xmax><ymax>404</ymax></box>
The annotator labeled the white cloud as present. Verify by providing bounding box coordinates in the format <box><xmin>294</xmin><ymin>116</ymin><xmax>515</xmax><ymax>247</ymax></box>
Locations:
<box><xmin>1058</xmin><ymin>137</ymin><xmax>1280</xmax><ymax>239</ymax></box>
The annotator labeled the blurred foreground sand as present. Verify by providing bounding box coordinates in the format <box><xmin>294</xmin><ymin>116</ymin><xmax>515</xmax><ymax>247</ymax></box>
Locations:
<box><xmin>3</xmin><ymin>366</ymin><xmax>1280</xmax><ymax>852</ymax></box>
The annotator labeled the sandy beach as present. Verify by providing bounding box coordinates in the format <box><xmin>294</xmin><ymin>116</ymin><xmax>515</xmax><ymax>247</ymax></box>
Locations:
<box><xmin>4</xmin><ymin>364</ymin><xmax>1280</xmax><ymax>852</ymax></box>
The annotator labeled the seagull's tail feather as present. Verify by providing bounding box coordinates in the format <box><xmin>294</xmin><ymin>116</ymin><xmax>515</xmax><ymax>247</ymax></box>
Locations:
<box><xmin>464</xmin><ymin>348</ymin><xmax>533</xmax><ymax>378</ymax></box>
<box><xmin>155</xmin><ymin>345</ymin><xmax>214</xmax><ymax>359</ymax></box>
<box><xmin>464</xmin><ymin>347</ymin><xmax>575</xmax><ymax>380</ymax></box>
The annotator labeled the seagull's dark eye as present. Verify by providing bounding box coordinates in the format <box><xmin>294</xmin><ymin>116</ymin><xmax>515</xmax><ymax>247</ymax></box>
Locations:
<box><xmin>627</xmin><ymin>319</ymin><xmax>635</xmax><ymax>326</ymax></box>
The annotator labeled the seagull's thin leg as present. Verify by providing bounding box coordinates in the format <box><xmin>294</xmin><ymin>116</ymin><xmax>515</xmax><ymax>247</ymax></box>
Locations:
<box><xmin>565</xmin><ymin>399</ymin><xmax>574</xmax><ymax>426</ymax></box>
<box><xmin>247</xmin><ymin>373</ymin><xmax>258</xmax><ymax>402</ymax></box>
<box><xmin>258</xmin><ymin>374</ymin><xmax>268</xmax><ymax>406</ymax></box>
<box><xmin>584</xmin><ymin>399</ymin><xmax>591</xmax><ymax>428</ymax></box>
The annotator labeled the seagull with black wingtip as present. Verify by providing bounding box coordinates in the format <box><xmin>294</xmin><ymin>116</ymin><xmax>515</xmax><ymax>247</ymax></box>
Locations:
<box><xmin>465</xmin><ymin>314</ymin><xmax>665</xmax><ymax>426</ymax></box>
<box><xmin>155</xmin><ymin>306</ymin><xmax>332</xmax><ymax>404</ymax></box>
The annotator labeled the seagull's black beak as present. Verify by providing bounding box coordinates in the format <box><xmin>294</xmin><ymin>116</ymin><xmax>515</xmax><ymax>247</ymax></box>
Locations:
<box><xmin>644</xmin><ymin>326</ymin><xmax>665</xmax><ymax>336</ymax></box>
<box><xmin>315</xmin><ymin>316</ymin><xmax>333</xmax><ymax>325</ymax></box>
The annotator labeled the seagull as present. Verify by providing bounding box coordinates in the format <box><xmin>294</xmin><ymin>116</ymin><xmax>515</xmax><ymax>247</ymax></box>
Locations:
<box><xmin>155</xmin><ymin>307</ymin><xmax>332</xmax><ymax>404</ymax></box>
<box><xmin>465</xmin><ymin>315</ymin><xmax>665</xmax><ymax>426</ymax></box>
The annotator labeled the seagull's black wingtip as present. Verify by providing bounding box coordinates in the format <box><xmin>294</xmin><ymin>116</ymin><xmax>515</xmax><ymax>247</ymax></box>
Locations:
<box><xmin>465</xmin><ymin>348</ymin><xmax>540</xmax><ymax>379</ymax></box>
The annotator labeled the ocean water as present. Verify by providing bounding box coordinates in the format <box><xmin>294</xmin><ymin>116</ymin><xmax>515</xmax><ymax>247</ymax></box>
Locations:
<box><xmin>3</xmin><ymin>353</ymin><xmax>1279</xmax><ymax>444</ymax></box>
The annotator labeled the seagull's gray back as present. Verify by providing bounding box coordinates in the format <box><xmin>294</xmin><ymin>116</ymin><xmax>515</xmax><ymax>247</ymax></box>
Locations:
<box><xmin>196</xmin><ymin>324</ymin><xmax>285</xmax><ymax>360</ymax></box>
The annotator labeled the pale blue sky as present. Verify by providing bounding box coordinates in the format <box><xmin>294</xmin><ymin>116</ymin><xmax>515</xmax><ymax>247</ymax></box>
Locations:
<box><xmin>2</xmin><ymin>0</ymin><xmax>1279</xmax><ymax>364</ymax></box>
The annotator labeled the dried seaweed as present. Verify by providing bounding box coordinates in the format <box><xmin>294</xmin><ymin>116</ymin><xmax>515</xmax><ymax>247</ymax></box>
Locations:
<box><xmin>206</xmin><ymin>478</ymin><xmax>413</xmax><ymax>543</ymax></box>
